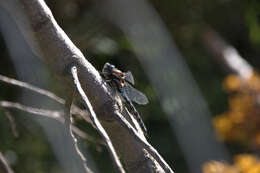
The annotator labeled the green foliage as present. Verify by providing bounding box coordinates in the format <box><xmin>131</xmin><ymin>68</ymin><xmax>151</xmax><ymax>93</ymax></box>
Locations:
<box><xmin>245</xmin><ymin>1</ymin><xmax>260</xmax><ymax>45</ymax></box>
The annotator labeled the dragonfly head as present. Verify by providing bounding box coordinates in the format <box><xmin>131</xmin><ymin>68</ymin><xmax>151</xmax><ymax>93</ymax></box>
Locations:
<box><xmin>103</xmin><ymin>63</ymin><xmax>115</xmax><ymax>73</ymax></box>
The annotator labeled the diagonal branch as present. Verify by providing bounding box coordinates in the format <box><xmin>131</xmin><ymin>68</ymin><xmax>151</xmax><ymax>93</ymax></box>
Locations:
<box><xmin>3</xmin><ymin>109</ymin><xmax>19</xmax><ymax>137</ymax></box>
<box><xmin>0</xmin><ymin>101</ymin><xmax>62</xmax><ymax>120</ymax></box>
<box><xmin>0</xmin><ymin>101</ymin><xmax>102</xmax><ymax>145</ymax></box>
<box><xmin>71</xmin><ymin>66</ymin><xmax>126</xmax><ymax>173</ymax></box>
<box><xmin>0</xmin><ymin>74</ymin><xmax>92</xmax><ymax>124</ymax></box>
<box><xmin>0</xmin><ymin>152</ymin><xmax>14</xmax><ymax>173</ymax></box>
<box><xmin>202</xmin><ymin>28</ymin><xmax>253</xmax><ymax>80</ymax></box>
<box><xmin>0</xmin><ymin>74</ymin><xmax>64</xmax><ymax>104</ymax></box>
<box><xmin>63</xmin><ymin>95</ymin><xmax>93</xmax><ymax>173</ymax></box>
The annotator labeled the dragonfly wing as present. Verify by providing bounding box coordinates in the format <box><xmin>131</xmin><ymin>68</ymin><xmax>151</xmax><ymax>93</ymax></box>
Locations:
<box><xmin>124</xmin><ymin>84</ymin><xmax>149</xmax><ymax>105</ymax></box>
<box><xmin>125</xmin><ymin>71</ymin><xmax>135</xmax><ymax>85</ymax></box>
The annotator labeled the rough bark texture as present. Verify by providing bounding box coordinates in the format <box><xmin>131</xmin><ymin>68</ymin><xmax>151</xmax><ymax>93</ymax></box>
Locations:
<box><xmin>0</xmin><ymin>0</ymin><xmax>164</xmax><ymax>172</ymax></box>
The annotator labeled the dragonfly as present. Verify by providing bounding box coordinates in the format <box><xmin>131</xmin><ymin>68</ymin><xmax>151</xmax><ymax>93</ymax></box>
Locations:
<box><xmin>101</xmin><ymin>62</ymin><xmax>149</xmax><ymax>136</ymax></box>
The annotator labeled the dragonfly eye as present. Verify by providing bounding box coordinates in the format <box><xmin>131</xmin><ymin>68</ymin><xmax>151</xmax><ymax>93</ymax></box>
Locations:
<box><xmin>108</xmin><ymin>64</ymin><xmax>115</xmax><ymax>71</ymax></box>
<box><xmin>103</xmin><ymin>63</ymin><xmax>115</xmax><ymax>73</ymax></box>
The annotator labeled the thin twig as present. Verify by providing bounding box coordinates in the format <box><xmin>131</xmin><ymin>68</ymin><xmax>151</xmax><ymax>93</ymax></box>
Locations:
<box><xmin>71</xmin><ymin>66</ymin><xmax>126</xmax><ymax>173</ymax></box>
<box><xmin>0</xmin><ymin>74</ymin><xmax>92</xmax><ymax>124</ymax></box>
<box><xmin>0</xmin><ymin>101</ymin><xmax>62</xmax><ymax>120</ymax></box>
<box><xmin>72</xmin><ymin>125</ymin><xmax>105</xmax><ymax>146</ymax></box>
<box><xmin>3</xmin><ymin>109</ymin><xmax>19</xmax><ymax>137</ymax></box>
<box><xmin>0</xmin><ymin>74</ymin><xmax>64</xmax><ymax>104</ymax></box>
<box><xmin>0</xmin><ymin>101</ymin><xmax>101</xmax><ymax>144</ymax></box>
<box><xmin>64</xmin><ymin>96</ymin><xmax>93</xmax><ymax>173</ymax></box>
<box><xmin>0</xmin><ymin>152</ymin><xmax>14</xmax><ymax>173</ymax></box>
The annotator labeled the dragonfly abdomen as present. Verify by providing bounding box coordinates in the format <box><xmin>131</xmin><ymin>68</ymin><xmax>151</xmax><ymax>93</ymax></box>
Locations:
<box><xmin>122</xmin><ymin>92</ymin><xmax>148</xmax><ymax>136</ymax></box>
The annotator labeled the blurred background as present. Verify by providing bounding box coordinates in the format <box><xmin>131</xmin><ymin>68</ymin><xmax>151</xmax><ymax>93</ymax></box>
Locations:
<box><xmin>1</xmin><ymin>0</ymin><xmax>260</xmax><ymax>173</ymax></box>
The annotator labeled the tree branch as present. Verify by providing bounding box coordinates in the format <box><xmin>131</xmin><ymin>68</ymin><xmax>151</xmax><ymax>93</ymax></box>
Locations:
<box><xmin>0</xmin><ymin>74</ymin><xmax>64</xmax><ymax>104</ymax></box>
<box><xmin>0</xmin><ymin>152</ymin><xmax>14</xmax><ymax>173</ymax></box>
<box><xmin>64</xmin><ymin>94</ymin><xmax>93</xmax><ymax>173</ymax></box>
<box><xmin>71</xmin><ymin>66</ymin><xmax>126</xmax><ymax>173</ymax></box>
<box><xmin>0</xmin><ymin>74</ymin><xmax>92</xmax><ymax>125</ymax></box>
<box><xmin>3</xmin><ymin>109</ymin><xmax>19</xmax><ymax>137</ymax></box>
<box><xmin>72</xmin><ymin>65</ymin><xmax>173</xmax><ymax>173</ymax></box>
<box><xmin>0</xmin><ymin>101</ymin><xmax>102</xmax><ymax>145</ymax></box>
<box><xmin>202</xmin><ymin>28</ymin><xmax>253</xmax><ymax>80</ymax></box>
<box><xmin>0</xmin><ymin>0</ymin><xmax>172</xmax><ymax>172</ymax></box>
<box><xmin>113</xmin><ymin>111</ymin><xmax>174</xmax><ymax>173</ymax></box>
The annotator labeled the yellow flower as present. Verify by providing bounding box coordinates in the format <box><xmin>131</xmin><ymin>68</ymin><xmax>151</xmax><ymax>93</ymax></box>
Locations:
<box><xmin>223</xmin><ymin>75</ymin><xmax>241</xmax><ymax>91</ymax></box>
<box><xmin>247</xmin><ymin>164</ymin><xmax>260</xmax><ymax>173</ymax></box>
<box><xmin>202</xmin><ymin>161</ymin><xmax>240</xmax><ymax>173</ymax></box>
<box><xmin>214</xmin><ymin>114</ymin><xmax>232</xmax><ymax>140</ymax></box>
<box><xmin>234</xmin><ymin>154</ymin><xmax>258</xmax><ymax>172</ymax></box>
